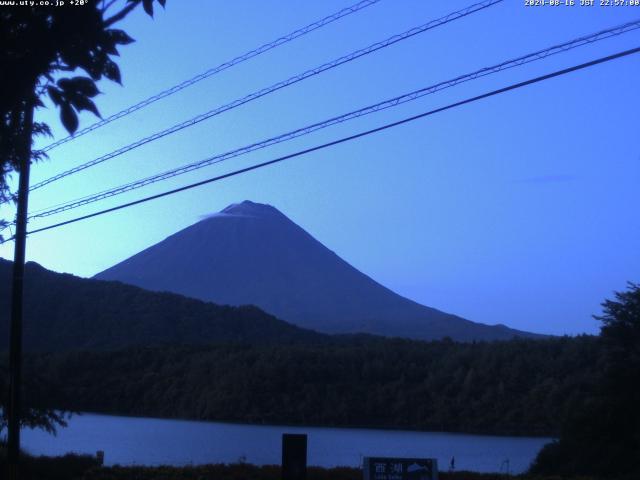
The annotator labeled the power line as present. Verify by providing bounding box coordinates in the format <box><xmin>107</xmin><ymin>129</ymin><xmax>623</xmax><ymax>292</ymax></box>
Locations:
<box><xmin>39</xmin><ymin>0</ymin><xmax>383</xmax><ymax>153</ymax></box>
<box><xmin>28</xmin><ymin>19</ymin><xmax>640</xmax><ymax>220</ymax></box>
<box><xmin>29</xmin><ymin>0</ymin><xmax>503</xmax><ymax>192</ymax></box>
<box><xmin>10</xmin><ymin>45</ymin><xmax>638</xmax><ymax>242</ymax></box>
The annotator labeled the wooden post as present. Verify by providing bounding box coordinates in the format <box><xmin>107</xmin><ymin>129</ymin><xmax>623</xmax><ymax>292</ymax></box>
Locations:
<box><xmin>7</xmin><ymin>97</ymin><xmax>34</xmax><ymax>480</ymax></box>
<box><xmin>282</xmin><ymin>433</ymin><xmax>307</xmax><ymax>480</ymax></box>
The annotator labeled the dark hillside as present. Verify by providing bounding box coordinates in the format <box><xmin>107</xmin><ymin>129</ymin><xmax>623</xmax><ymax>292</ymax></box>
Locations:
<box><xmin>0</xmin><ymin>259</ymin><xmax>326</xmax><ymax>352</ymax></box>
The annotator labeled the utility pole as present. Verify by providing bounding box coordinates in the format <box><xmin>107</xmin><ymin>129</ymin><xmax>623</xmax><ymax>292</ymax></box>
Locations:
<box><xmin>7</xmin><ymin>96</ymin><xmax>34</xmax><ymax>480</ymax></box>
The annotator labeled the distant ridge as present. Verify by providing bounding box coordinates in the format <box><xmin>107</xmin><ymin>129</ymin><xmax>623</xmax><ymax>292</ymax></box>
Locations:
<box><xmin>0</xmin><ymin>259</ymin><xmax>326</xmax><ymax>352</ymax></box>
<box><xmin>96</xmin><ymin>200</ymin><xmax>541</xmax><ymax>341</ymax></box>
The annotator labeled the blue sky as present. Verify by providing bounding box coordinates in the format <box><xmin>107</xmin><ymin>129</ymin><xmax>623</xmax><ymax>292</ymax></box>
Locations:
<box><xmin>1</xmin><ymin>0</ymin><xmax>639</xmax><ymax>335</ymax></box>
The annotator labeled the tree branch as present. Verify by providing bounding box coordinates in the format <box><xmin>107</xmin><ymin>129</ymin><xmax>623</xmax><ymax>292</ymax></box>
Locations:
<box><xmin>104</xmin><ymin>1</ymin><xmax>138</xmax><ymax>27</ymax></box>
<box><xmin>101</xmin><ymin>0</ymin><xmax>120</xmax><ymax>14</ymax></box>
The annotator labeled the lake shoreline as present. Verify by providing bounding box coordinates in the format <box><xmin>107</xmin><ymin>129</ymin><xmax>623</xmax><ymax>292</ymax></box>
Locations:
<box><xmin>2</xmin><ymin>450</ymin><xmax>599</xmax><ymax>480</ymax></box>
<box><xmin>22</xmin><ymin>413</ymin><xmax>552</xmax><ymax>474</ymax></box>
<box><xmin>67</xmin><ymin>410</ymin><xmax>556</xmax><ymax>440</ymax></box>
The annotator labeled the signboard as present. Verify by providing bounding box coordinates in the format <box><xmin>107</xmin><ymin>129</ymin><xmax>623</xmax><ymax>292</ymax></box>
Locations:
<box><xmin>363</xmin><ymin>457</ymin><xmax>438</xmax><ymax>480</ymax></box>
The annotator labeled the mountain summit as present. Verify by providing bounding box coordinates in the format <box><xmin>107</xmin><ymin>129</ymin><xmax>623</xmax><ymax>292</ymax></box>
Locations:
<box><xmin>219</xmin><ymin>200</ymin><xmax>284</xmax><ymax>217</ymax></box>
<box><xmin>96</xmin><ymin>200</ymin><xmax>538</xmax><ymax>341</ymax></box>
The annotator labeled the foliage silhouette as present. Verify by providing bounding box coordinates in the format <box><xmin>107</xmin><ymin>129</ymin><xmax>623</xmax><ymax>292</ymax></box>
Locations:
<box><xmin>531</xmin><ymin>283</ymin><xmax>640</xmax><ymax>478</ymax></box>
<box><xmin>0</xmin><ymin>0</ymin><xmax>166</xmax><ymax>437</ymax></box>
<box><xmin>0</xmin><ymin>0</ymin><xmax>166</xmax><ymax>202</ymax></box>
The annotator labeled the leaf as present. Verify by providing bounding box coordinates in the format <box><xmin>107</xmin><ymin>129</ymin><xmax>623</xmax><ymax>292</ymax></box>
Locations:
<box><xmin>60</xmin><ymin>102</ymin><xmax>79</xmax><ymax>135</ymax></box>
<box><xmin>71</xmin><ymin>96</ymin><xmax>102</xmax><ymax>119</ymax></box>
<box><xmin>33</xmin><ymin>122</ymin><xmax>53</xmax><ymax>138</ymax></box>
<box><xmin>107</xmin><ymin>29</ymin><xmax>135</xmax><ymax>46</ymax></box>
<box><xmin>102</xmin><ymin>40</ymin><xmax>120</xmax><ymax>56</ymax></box>
<box><xmin>157</xmin><ymin>0</ymin><xmax>166</xmax><ymax>7</ymax></box>
<box><xmin>143</xmin><ymin>0</ymin><xmax>154</xmax><ymax>17</ymax></box>
<box><xmin>59</xmin><ymin>77</ymin><xmax>99</xmax><ymax>97</ymax></box>
<box><xmin>103</xmin><ymin>59</ymin><xmax>122</xmax><ymax>84</ymax></box>
<box><xmin>47</xmin><ymin>86</ymin><xmax>63</xmax><ymax>106</ymax></box>
<box><xmin>82</xmin><ymin>56</ymin><xmax>104</xmax><ymax>81</ymax></box>
<box><xmin>31</xmin><ymin>149</ymin><xmax>50</xmax><ymax>163</ymax></box>
<box><xmin>57</xmin><ymin>78</ymin><xmax>72</xmax><ymax>90</ymax></box>
<box><xmin>60</xmin><ymin>48</ymin><xmax>90</xmax><ymax>72</ymax></box>
<box><xmin>75</xmin><ymin>77</ymin><xmax>100</xmax><ymax>97</ymax></box>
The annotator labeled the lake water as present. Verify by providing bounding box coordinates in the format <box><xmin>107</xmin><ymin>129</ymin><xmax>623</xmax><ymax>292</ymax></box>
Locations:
<box><xmin>22</xmin><ymin>413</ymin><xmax>552</xmax><ymax>474</ymax></box>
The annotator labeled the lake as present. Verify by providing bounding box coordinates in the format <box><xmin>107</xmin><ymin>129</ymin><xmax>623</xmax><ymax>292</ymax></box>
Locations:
<box><xmin>22</xmin><ymin>413</ymin><xmax>552</xmax><ymax>474</ymax></box>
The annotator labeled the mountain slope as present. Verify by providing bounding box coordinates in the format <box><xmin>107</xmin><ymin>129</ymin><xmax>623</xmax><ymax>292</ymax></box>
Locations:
<box><xmin>96</xmin><ymin>200</ymin><xmax>539</xmax><ymax>341</ymax></box>
<box><xmin>0</xmin><ymin>259</ymin><xmax>326</xmax><ymax>352</ymax></box>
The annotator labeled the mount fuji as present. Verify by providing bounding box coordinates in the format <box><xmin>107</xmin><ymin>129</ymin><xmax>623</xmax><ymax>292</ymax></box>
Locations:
<box><xmin>95</xmin><ymin>200</ymin><xmax>539</xmax><ymax>341</ymax></box>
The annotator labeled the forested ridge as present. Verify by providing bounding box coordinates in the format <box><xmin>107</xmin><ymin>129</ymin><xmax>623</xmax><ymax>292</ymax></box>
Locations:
<box><xmin>0</xmin><ymin>259</ymin><xmax>326</xmax><ymax>351</ymax></box>
<box><xmin>13</xmin><ymin>335</ymin><xmax>600</xmax><ymax>437</ymax></box>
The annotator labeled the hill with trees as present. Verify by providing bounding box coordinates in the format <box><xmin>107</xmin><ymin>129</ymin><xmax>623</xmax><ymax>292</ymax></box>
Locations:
<box><xmin>0</xmin><ymin>259</ymin><xmax>326</xmax><ymax>352</ymax></box>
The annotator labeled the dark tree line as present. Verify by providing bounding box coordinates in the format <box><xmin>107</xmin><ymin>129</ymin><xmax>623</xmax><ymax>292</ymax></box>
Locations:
<box><xmin>13</xmin><ymin>335</ymin><xmax>600</xmax><ymax>437</ymax></box>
